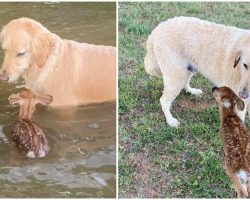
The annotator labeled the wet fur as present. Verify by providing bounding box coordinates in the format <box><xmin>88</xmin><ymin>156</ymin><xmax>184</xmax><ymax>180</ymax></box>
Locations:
<box><xmin>1</xmin><ymin>17</ymin><xmax>116</xmax><ymax>106</ymax></box>
<box><xmin>8</xmin><ymin>89</ymin><xmax>51</xmax><ymax>158</ymax></box>
<box><xmin>10</xmin><ymin>119</ymin><xmax>47</xmax><ymax>157</ymax></box>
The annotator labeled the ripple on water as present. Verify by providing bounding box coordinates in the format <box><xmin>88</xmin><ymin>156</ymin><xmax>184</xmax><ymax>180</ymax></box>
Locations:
<box><xmin>0</xmin><ymin>90</ymin><xmax>115</xmax><ymax>197</ymax></box>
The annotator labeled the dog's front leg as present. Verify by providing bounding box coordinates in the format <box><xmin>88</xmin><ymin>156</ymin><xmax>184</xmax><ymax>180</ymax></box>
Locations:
<box><xmin>237</xmin><ymin>99</ymin><xmax>249</xmax><ymax>124</ymax></box>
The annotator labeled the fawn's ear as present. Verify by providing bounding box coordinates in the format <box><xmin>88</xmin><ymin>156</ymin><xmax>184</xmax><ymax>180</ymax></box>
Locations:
<box><xmin>235</xmin><ymin>96</ymin><xmax>245</xmax><ymax>111</ymax></box>
<box><xmin>8</xmin><ymin>93</ymin><xmax>23</xmax><ymax>105</ymax></box>
<box><xmin>35</xmin><ymin>94</ymin><xmax>53</xmax><ymax>105</ymax></box>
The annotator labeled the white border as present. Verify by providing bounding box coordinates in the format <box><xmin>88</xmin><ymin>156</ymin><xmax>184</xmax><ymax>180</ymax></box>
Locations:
<box><xmin>116</xmin><ymin>0</ymin><xmax>118</xmax><ymax>198</ymax></box>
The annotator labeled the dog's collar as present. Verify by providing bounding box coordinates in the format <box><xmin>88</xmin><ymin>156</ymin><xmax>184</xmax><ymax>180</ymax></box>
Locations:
<box><xmin>36</xmin><ymin>35</ymin><xmax>64</xmax><ymax>90</ymax></box>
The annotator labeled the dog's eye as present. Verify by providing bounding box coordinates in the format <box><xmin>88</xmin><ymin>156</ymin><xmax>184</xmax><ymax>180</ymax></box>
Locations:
<box><xmin>16</xmin><ymin>52</ymin><xmax>25</xmax><ymax>57</ymax></box>
<box><xmin>244</xmin><ymin>63</ymin><xmax>248</xmax><ymax>69</ymax></box>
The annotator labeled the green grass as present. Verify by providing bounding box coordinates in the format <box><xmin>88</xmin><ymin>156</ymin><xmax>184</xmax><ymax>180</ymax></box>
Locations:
<box><xmin>118</xmin><ymin>2</ymin><xmax>250</xmax><ymax>198</ymax></box>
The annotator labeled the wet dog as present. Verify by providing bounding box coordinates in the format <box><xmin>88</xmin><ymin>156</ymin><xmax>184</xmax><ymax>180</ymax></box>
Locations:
<box><xmin>0</xmin><ymin>17</ymin><xmax>116</xmax><ymax>106</ymax></box>
<box><xmin>213</xmin><ymin>86</ymin><xmax>250</xmax><ymax>198</ymax></box>
<box><xmin>8</xmin><ymin>89</ymin><xmax>52</xmax><ymax>158</ymax></box>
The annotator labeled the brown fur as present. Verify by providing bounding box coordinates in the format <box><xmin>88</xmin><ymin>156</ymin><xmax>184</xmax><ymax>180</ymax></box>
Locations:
<box><xmin>9</xmin><ymin>89</ymin><xmax>52</xmax><ymax>119</ymax></box>
<box><xmin>213</xmin><ymin>86</ymin><xmax>250</xmax><ymax>198</ymax></box>
<box><xmin>8</xmin><ymin>89</ymin><xmax>52</xmax><ymax>158</ymax></box>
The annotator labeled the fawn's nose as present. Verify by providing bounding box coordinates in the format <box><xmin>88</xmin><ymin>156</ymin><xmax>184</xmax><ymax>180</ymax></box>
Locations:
<box><xmin>0</xmin><ymin>70</ymin><xmax>9</xmax><ymax>81</ymax></box>
<box><xmin>212</xmin><ymin>87</ymin><xmax>218</xmax><ymax>92</ymax></box>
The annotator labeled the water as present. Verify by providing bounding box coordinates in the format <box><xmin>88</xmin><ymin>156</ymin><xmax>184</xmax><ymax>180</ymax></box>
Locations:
<box><xmin>0</xmin><ymin>2</ymin><xmax>116</xmax><ymax>198</ymax></box>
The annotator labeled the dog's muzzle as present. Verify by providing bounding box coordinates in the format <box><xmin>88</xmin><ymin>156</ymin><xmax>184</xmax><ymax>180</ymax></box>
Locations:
<box><xmin>0</xmin><ymin>70</ymin><xmax>9</xmax><ymax>81</ymax></box>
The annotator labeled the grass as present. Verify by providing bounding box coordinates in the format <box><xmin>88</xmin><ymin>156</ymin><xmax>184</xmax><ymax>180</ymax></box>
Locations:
<box><xmin>118</xmin><ymin>2</ymin><xmax>250</xmax><ymax>198</ymax></box>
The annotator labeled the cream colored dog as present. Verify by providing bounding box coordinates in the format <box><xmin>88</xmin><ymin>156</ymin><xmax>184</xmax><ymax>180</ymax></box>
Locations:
<box><xmin>145</xmin><ymin>16</ymin><xmax>250</xmax><ymax>127</ymax></box>
<box><xmin>0</xmin><ymin>18</ymin><xmax>116</xmax><ymax>106</ymax></box>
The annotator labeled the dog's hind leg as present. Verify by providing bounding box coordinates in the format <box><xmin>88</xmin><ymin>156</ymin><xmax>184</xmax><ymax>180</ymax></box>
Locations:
<box><xmin>185</xmin><ymin>66</ymin><xmax>203</xmax><ymax>95</ymax></box>
<box><xmin>160</xmin><ymin>72</ymin><xmax>189</xmax><ymax>127</ymax></box>
<box><xmin>154</xmin><ymin>47</ymin><xmax>191</xmax><ymax>127</ymax></box>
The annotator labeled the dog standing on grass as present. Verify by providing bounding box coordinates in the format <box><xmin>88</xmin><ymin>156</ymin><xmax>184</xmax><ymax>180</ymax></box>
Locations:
<box><xmin>145</xmin><ymin>16</ymin><xmax>250</xmax><ymax>127</ymax></box>
<box><xmin>213</xmin><ymin>86</ymin><xmax>250</xmax><ymax>198</ymax></box>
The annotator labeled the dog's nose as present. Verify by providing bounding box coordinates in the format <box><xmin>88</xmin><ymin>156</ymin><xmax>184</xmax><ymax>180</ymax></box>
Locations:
<box><xmin>239</xmin><ymin>87</ymin><xmax>249</xmax><ymax>99</ymax></box>
<box><xmin>212</xmin><ymin>87</ymin><xmax>218</xmax><ymax>92</ymax></box>
<box><xmin>0</xmin><ymin>70</ymin><xmax>9</xmax><ymax>81</ymax></box>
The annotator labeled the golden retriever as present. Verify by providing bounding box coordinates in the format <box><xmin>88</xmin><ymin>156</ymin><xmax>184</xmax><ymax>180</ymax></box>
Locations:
<box><xmin>145</xmin><ymin>16</ymin><xmax>250</xmax><ymax>127</ymax></box>
<box><xmin>0</xmin><ymin>17</ymin><xmax>116</xmax><ymax>106</ymax></box>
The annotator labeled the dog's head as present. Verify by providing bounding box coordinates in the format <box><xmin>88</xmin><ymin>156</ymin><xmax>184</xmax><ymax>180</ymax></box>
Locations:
<box><xmin>212</xmin><ymin>86</ymin><xmax>245</xmax><ymax>115</ymax></box>
<box><xmin>0</xmin><ymin>18</ymin><xmax>57</xmax><ymax>82</ymax></box>
<box><xmin>232</xmin><ymin>41</ymin><xmax>250</xmax><ymax>100</ymax></box>
<box><xmin>9</xmin><ymin>89</ymin><xmax>53</xmax><ymax>119</ymax></box>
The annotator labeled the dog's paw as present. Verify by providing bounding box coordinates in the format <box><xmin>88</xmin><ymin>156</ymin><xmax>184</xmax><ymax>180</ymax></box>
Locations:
<box><xmin>167</xmin><ymin>117</ymin><xmax>180</xmax><ymax>127</ymax></box>
<box><xmin>188</xmin><ymin>88</ymin><xmax>203</xmax><ymax>96</ymax></box>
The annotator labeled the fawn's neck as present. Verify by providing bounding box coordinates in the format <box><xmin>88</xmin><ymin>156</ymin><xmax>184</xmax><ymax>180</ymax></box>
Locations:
<box><xmin>18</xmin><ymin>104</ymin><xmax>34</xmax><ymax>120</ymax></box>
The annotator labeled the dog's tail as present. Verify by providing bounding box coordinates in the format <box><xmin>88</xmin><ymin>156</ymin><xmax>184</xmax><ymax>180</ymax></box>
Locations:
<box><xmin>144</xmin><ymin>36</ymin><xmax>161</xmax><ymax>76</ymax></box>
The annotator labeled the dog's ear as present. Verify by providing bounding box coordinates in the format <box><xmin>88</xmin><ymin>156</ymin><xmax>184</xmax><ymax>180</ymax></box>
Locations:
<box><xmin>32</xmin><ymin>32</ymin><xmax>55</xmax><ymax>68</ymax></box>
<box><xmin>235</xmin><ymin>96</ymin><xmax>245</xmax><ymax>111</ymax></box>
<box><xmin>8</xmin><ymin>93</ymin><xmax>23</xmax><ymax>105</ymax></box>
<box><xmin>35</xmin><ymin>94</ymin><xmax>53</xmax><ymax>105</ymax></box>
<box><xmin>233</xmin><ymin>51</ymin><xmax>241</xmax><ymax>68</ymax></box>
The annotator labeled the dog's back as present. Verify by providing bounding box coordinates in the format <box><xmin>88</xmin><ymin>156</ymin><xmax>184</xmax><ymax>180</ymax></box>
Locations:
<box><xmin>145</xmin><ymin>17</ymin><xmax>239</xmax><ymax>74</ymax></box>
<box><xmin>44</xmin><ymin>40</ymin><xmax>116</xmax><ymax>106</ymax></box>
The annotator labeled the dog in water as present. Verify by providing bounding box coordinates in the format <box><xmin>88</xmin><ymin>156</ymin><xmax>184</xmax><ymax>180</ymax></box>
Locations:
<box><xmin>8</xmin><ymin>89</ymin><xmax>52</xmax><ymax>158</ymax></box>
<box><xmin>0</xmin><ymin>17</ymin><xmax>116</xmax><ymax>106</ymax></box>
<box><xmin>213</xmin><ymin>86</ymin><xmax>250</xmax><ymax>198</ymax></box>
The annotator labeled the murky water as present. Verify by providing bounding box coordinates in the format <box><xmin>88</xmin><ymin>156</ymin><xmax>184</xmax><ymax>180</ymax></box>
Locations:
<box><xmin>0</xmin><ymin>2</ymin><xmax>116</xmax><ymax>198</ymax></box>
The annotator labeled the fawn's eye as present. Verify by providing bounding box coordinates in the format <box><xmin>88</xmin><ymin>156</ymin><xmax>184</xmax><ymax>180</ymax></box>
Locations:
<box><xmin>3</xmin><ymin>49</ymin><xmax>6</xmax><ymax>53</ymax></box>
<box><xmin>16</xmin><ymin>51</ymin><xmax>25</xmax><ymax>57</ymax></box>
<box><xmin>244</xmin><ymin>63</ymin><xmax>248</xmax><ymax>69</ymax></box>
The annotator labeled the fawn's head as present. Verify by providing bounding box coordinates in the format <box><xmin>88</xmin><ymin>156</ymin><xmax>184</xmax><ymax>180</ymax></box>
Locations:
<box><xmin>212</xmin><ymin>86</ymin><xmax>245</xmax><ymax>117</ymax></box>
<box><xmin>8</xmin><ymin>89</ymin><xmax>52</xmax><ymax>119</ymax></box>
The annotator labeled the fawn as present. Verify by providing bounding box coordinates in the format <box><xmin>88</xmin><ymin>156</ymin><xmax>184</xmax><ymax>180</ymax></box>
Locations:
<box><xmin>8</xmin><ymin>89</ymin><xmax>52</xmax><ymax>158</ymax></box>
<box><xmin>213</xmin><ymin>86</ymin><xmax>250</xmax><ymax>198</ymax></box>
